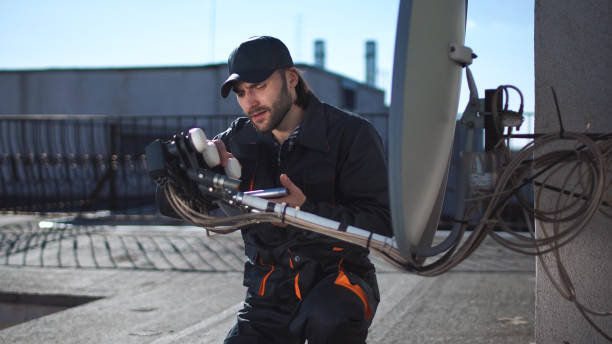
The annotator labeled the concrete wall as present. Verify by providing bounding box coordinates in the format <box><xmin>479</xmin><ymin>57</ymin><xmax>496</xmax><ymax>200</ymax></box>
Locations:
<box><xmin>0</xmin><ymin>64</ymin><xmax>387</xmax><ymax>117</ymax></box>
<box><xmin>298</xmin><ymin>65</ymin><xmax>387</xmax><ymax>114</ymax></box>
<box><xmin>0</xmin><ymin>65</ymin><xmax>237</xmax><ymax>116</ymax></box>
<box><xmin>535</xmin><ymin>0</ymin><xmax>612</xmax><ymax>342</ymax></box>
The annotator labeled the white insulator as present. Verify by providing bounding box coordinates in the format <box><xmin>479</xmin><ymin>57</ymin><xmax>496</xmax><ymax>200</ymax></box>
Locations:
<box><xmin>202</xmin><ymin>142</ymin><xmax>221</xmax><ymax>167</ymax></box>
<box><xmin>189</xmin><ymin>127</ymin><xmax>220</xmax><ymax>167</ymax></box>
<box><xmin>225</xmin><ymin>157</ymin><xmax>242</xmax><ymax>179</ymax></box>
<box><xmin>189</xmin><ymin>127</ymin><xmax>240</xmax><ymax>177</ymax></box>
<box><xmin>188</xmin><ymin>128</ymin><xmax>209</xmax><ymax>153</ymax></box>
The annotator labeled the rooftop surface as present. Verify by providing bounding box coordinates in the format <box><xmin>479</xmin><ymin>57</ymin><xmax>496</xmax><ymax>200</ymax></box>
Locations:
<box><xmin>0</xmin><ymin>216</ymin><xmax>535</xmax><ymax>343</ymax></box>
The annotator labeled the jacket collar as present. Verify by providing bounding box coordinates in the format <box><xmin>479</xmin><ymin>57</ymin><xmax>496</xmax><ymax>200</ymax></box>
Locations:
<box><xmin>295</xmin><ymin>94</ymin><xmax>329</xmax><ymax>152</ymax></box>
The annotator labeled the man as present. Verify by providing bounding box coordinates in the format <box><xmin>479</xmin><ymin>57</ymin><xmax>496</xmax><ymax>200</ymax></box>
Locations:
<box><xmin>211</xmin><ymin>36</ymin><xmax>391</xmax><ymax>343</ymax></box>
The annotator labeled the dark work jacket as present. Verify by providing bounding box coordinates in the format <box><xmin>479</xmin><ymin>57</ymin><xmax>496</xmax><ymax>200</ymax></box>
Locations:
<box><xmin>214</xmin><ymin>94</ymin><xmax>392</xmax><ymax>300</ymax></box>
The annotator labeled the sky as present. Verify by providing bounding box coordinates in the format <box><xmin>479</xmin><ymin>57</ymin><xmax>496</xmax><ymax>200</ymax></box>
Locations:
<box><xmin>0</xmin><ymin>0</ymin><xmax>535</xmax><ymax>112</ymax></box>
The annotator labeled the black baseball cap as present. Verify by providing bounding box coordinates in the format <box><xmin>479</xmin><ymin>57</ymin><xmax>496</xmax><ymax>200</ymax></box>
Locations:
<box><xmin>221</xmin><ymin>36</ymin><xmax>294</xmax><ymax>98</ymax></box>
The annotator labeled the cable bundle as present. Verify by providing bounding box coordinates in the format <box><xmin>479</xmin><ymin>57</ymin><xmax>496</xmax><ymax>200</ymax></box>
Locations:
<box><xmin>163</xmin><ymin>131</ymin><xmax>611</xmax><ymax>272</ymax></box>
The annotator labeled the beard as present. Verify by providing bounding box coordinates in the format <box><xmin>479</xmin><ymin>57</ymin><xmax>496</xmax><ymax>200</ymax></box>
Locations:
<box><xmin>248</xmin><ymin>75</ymin><xmax>293</xmax><ymax>133</ymax></box>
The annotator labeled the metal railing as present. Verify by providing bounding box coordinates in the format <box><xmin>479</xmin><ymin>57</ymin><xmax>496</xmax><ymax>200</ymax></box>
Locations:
<box><xmin>0</xmin><ymin>113</ymin><xmax>388</xmax><ymax>215</ymax></box>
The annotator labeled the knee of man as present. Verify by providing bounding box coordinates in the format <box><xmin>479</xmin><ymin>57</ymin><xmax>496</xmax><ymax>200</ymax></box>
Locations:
<box><xmin>301</xmin><ymin>295</ymin><xmax>369</xmax><ymax>343</ymax></box>
<box><xmin>304</xmin><ymin>315</ymin><xmax>368</xmax><ymax>344</ymax></box>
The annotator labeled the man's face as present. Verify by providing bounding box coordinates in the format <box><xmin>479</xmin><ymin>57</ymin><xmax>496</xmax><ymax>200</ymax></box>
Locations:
<box><xmin>233</xmin><ymin>70</ymin><xmax>293</xmax><ymax>133</ymax></box>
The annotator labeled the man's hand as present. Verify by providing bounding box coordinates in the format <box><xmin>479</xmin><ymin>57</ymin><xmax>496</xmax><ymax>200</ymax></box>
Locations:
<box><xmin>212</xmin><ymin>139</ymin><xmax>235</xmax><ymax>167</ymax></box>
<box><xmin>269</xmin><ymin>174</ymin><xmax>306</xmax><ymax>228</ymax></box>
<box><xmin>270</xmin><ymin>174</ymin><xmax>306</xmax><ymax>208</ymax></box>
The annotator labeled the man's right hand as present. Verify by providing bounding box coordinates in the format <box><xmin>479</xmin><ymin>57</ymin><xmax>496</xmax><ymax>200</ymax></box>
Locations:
<box><xmin>212</xmin><ymin>139</ymin><xmax>242</xmax><ymax>179</ymax></box>
<box><xmin>211</xmin><ymin>139</ymin><xmax>234</xmax><ymax>167</ymax></box>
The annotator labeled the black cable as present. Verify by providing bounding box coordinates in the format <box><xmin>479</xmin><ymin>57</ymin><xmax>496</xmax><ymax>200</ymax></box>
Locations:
<box><xmin>551</xmin><ymin>87</ymin><xmax>565</xmax><ymax>138</ymax></box>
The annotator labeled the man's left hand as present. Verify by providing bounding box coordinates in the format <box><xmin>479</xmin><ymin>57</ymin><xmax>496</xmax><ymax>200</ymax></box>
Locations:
<box><xmin>270</xmin><ymin>174</ymin><xmax>306</xmax><ymax>209</ymax></box>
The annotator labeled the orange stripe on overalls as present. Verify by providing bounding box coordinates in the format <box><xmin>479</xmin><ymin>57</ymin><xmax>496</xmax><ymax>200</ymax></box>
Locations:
<box><xmin>334</xmin><ymin>259</ymin><xmax>373</xmax><ymax>319</ymax></box>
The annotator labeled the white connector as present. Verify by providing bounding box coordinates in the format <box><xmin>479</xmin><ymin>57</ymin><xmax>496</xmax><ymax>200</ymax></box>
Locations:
<box><xmin>188</xmin><ymin>127</ymin><xmax>209</xmax><ymax>153</ymax></box>
<box><xmin>188</xmin><ymin>128</ymin><xmax>241</xmax><ymax>179</ymax></box>
<box><xmin>224</xmin><ymin>158</ymin><xmax>242</xmax><ymax>179</ymax></box>
<box><xmin>189</xmin><ymin>128</ymin><xmax>221</xmax><ymax>167</ymax></box>
<box><xmin>449</xmin><ymin>43</ymin><xmax>475</xmax><ymax>66</ymax></box>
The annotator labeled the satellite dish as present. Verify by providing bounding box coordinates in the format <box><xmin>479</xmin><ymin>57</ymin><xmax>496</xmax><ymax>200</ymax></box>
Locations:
<box><xmin>389</xmin><ymin>0</ymin><xmax>467</xmax><ymax>257</ymax></box>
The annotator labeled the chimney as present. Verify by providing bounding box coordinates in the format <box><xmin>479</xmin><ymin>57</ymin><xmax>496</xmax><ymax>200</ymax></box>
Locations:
<box><xmin>365</xmin><ymin>40</ymin><xmax>376</xmax><ymax>86</ymax></box>
<box><xmin>314</xmin><ymin>40</ymin><xmax>325</xmax><ymax>69</ymax></box>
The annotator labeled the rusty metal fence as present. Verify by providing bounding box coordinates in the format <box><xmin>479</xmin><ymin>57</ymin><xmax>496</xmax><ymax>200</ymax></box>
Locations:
<box><xmin>0</xmin><ymin>113</ymin><xmax>388</xmax><ymax>215</ymax></box>
<box><xmin>0</xmin><ymin>114</ymin><xmax>240</xmax><ymax>214</ymax></box>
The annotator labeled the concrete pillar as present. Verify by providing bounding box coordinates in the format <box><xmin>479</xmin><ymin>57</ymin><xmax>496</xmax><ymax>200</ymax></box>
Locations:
<box><xmin>534</xmin><ymin>0</ymin><xmax>612</xmax><ymax>343</ymax></box>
